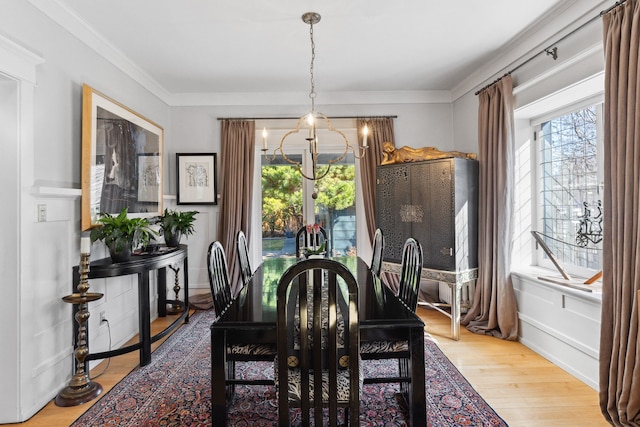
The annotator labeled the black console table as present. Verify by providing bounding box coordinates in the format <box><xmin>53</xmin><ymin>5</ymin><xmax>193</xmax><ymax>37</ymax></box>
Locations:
<box><xmin>71</xmin><ymin>245</ymin><xmax>189</xmax><ymax>367</ymax></box>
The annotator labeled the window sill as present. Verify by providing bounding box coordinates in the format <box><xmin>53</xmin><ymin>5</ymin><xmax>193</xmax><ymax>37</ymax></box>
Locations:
<box><xmin>511</xmin><ymin>266</ymin><xmax>602</xmax><ymax>303</ymax></box>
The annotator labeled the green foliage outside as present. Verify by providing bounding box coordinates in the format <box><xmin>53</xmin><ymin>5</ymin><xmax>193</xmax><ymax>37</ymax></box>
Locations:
<box><xmin>261</xmin><ymin>163</ymin><xmax>356</xmax><ymax>238</ymax></box>
<box><xmin>262</xmin><ymin>165</ymin><xmax>302</xmax><ymax>236</ymax></box>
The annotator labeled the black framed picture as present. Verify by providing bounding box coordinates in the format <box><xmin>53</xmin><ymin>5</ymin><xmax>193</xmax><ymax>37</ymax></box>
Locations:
<box><xmin>176</xmin><ymin>153</ymin><xmax>217</xmax><ymax>205</ymax></box>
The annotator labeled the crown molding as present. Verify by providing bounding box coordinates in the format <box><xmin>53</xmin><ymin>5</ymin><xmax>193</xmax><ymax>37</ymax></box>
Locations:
<box><xmin>166</xmin><ymin>90</ymin><xmax>451</xmax><ymax>107</ymax></box>
<box><xmin>28</xmin><ymin>0</ymin><xmax>171</xmax><ymax>102</ymax></box>
<box><xmin>27</xmin><ymin>0</ymin><xmax>450</xmax><ymax>107</ymax></box>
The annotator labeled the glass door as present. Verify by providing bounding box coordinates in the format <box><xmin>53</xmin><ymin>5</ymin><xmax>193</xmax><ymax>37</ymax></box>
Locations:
<box><xmin>260</xmin><ymin>151</ymin><xmax>356</xmax><ymax>259</ymax></box>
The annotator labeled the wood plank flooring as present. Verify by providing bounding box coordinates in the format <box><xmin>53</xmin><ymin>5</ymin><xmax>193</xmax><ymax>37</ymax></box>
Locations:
<box><xmin>7</xmin><ymin>307</ymin><xmax>607</xmax><ymax>426</ymax></box>
<box><xmin>421</xmin><ymin>306</ymin><xmax>607</xmax><ymax>427</ymax></box>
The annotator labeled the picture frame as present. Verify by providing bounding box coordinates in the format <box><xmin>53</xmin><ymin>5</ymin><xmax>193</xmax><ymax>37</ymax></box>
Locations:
<box><xmin>176</xmin><ymin>153</ymin><xmax>217</xmax><ymax>205</ymax></box>
<box><xmin>81</xmin><ymin>84</ymin><xmax>164</xmax><ymax>230</ymax></box>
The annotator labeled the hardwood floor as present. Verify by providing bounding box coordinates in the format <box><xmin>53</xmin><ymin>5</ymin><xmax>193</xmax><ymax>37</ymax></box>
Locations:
<box><xmin>8</xmin><ymin>307</ymin><xmax>607</xmax><ymax>426</ymax></box>
<box><xmin>420</xmin><ymin>306</ymin><xmax>607</xmax><ymax>427</ymax></box>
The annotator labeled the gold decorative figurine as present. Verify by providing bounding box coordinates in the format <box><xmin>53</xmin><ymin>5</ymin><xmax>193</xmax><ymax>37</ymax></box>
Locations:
<box><xmin>380</xmin><ymin>141</ymin><xmax>477</xmax><ymax>165</ymax></box>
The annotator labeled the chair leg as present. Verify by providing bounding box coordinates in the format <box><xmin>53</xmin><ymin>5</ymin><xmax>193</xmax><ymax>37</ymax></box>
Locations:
<box><xmin>226</xmin><ymin>360</ymin><xmax>236</xmax><ymax>399</ymax></box>
<box><xmin>398</xmin><ymin>358</ymin><xmax>410</xmax><ymax>396</ymax></box>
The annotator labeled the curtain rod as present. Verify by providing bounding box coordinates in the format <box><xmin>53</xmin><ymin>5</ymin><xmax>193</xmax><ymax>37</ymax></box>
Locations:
<box><xmin>217</xmin><ymin>115</ymin><xmax>397</xmax><ymax>121</ymax></box>
<box><xmin>475</xmin><ymin>0</ymin><xmax>625</xmax><ymax>96</ymax></box>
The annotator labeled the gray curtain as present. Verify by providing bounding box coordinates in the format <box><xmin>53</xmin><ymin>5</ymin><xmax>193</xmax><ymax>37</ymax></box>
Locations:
<box><xmin>600</xmin><ymin>1</ymin><xmax>640</xmax><ymax>424</ymax></box>
<box><xmin>218</xmin><ymin>120</ymin><xmax>255</xmax><ymax>296</ymax></box>
<box><xmin>357</xmin><ymin>117</ymin><xmax>394</xmax><ymax>244</ymax></box>
<box><xmin>461</xmin><ymin>75</ymin><xmax>518</xmax><ymax>340</ymax></box>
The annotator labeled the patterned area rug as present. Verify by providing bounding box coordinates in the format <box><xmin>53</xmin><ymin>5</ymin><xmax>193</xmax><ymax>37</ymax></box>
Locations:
<box><xmin>71</xmin><ymin>309</ymin><xmax>508</xmax><ymax>426</ymax></box>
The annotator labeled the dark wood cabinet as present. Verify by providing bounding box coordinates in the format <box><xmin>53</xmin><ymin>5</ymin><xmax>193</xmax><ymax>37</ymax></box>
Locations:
<box><xmin>376</xmin><ymin>157</ymin><xmax>479</xmax><ymax>272</ymax></box>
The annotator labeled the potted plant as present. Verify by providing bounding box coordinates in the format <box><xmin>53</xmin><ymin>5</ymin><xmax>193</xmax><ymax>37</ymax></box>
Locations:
<box><xmin>157</xmin><ymin>208</ymin><xmax>198</xmax><ymax>247</ymax></box>
<box><xmin>90</xmin><ymin>208</ymin><xmax>157</xmax><ymax>262</ymax></box>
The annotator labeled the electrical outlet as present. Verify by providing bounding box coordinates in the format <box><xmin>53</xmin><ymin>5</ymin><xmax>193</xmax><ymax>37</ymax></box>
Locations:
<box><xmin>99</xmin><ymin>310</ymin><xmax>107</xmax><ymax>323</ymax></box>
<box><xmin>37</xmin><ymin>204</ymin><xmax>47</xmax><ymax>222</ymax></box>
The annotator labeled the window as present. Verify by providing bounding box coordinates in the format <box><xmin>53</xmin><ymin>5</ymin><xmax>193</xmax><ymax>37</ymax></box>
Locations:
<box><xmin>535</xmin><ymin>103</ymin><xmax>603</xmax><ymax>274</ymax></box>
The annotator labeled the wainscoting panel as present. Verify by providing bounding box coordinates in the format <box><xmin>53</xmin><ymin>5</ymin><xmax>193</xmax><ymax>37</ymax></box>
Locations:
<box><xmin>512</xmin><ymin>270</ymin><xmax>601</xmax><ymax>390</ymax></box>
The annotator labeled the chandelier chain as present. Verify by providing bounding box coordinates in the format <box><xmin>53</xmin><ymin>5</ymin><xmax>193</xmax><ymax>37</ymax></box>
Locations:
<box><xmin>309</xmin><ymin>20</ymin><xmax>316</xmax><ymax>112</ymax></box>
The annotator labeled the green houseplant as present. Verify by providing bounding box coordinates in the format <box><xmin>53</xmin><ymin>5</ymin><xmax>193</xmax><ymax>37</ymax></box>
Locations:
<box><xmin>90</xmin><ymin>208</ymin><xmax>157</xmax><ymax>262</ymax></box>
<box><xmin>157</xmin><ymin>208</ymin><xmax>198</xmax><ymax>247</ymax></box>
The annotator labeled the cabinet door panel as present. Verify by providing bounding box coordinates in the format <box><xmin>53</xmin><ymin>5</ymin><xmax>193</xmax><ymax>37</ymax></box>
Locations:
<box><xmin>417</xmin><ymin>159</ymin><xmax>455</xmax><ymax>270</ymax></box>
<box><xmin>376</xmin><ymin>165</ymin><xmax>411</xmax><ymax>263</ymax></box>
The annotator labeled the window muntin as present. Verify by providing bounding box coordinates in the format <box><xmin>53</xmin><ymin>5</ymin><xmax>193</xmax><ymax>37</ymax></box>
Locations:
<box><xmin>536</xmin><ymin>104</ymin><xmax>603</xmax><ymax>273</ymax></box>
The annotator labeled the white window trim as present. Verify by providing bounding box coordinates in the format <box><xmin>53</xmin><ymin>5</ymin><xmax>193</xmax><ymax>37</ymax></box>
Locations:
<box><xmin>514</xmin><ymin>71</ymin><xmax>604</xmax><ymax>280</ymax></box>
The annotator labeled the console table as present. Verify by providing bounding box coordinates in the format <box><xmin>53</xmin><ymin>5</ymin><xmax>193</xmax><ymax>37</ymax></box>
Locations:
<box><xmin>71</xmin><ymin>245</ymin><xmax>189</xmax><ymax>367</ymax></box>
<box><xmin>382</xmin><ymin>261</ymin><xmax>477</xmax><ymax>340</ymax></box>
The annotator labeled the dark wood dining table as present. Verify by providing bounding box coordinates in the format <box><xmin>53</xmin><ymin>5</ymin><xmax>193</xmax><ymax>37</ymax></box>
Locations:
<box><xmin>210</xmin><ymin>256</ymin><xmax>426</xmax><ymax>426</ymax></box>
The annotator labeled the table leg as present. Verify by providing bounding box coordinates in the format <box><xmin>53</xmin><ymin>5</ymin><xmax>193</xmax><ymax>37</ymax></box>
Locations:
<box><xmin>410</xmin><ymin>326</ymin><xmax>427</xmax><ymax>427</ymax></box>
<box><xmin>183</xmin><ymin>257</ymin><xmax>190</xmax><ymax>323</ymax></box>
<box><xmin>451</xmin><ymin>282</ymin><xmax>462</xmax><ymax>341</ymax></box>
<box><xmin>158</xmin><ymin>267</ymin><xmax>167</xmax><ymax>317</ymax></box>
<box><xmin>139</xmin><ymin>271</ymin><xmax>151</xmax><ymax>366</ymax></box>
<box><xmin>211</xmin><ymin>328</ymin><xmax>227</xmax><ymax>425</ymax></box>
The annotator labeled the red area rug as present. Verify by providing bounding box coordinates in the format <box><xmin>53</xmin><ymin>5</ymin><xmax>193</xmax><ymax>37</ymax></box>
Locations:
<box><xmin>71</xmin><ymin>309</ymin><xmax>508</xmax><ymax>426</ymax></box>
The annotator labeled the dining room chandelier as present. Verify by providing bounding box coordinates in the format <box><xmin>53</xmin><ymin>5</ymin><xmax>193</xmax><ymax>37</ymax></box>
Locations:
<box><xmin>262</xmin><ymin>12</ymin><xmax>368</xmax><ymax>182</ymax></box>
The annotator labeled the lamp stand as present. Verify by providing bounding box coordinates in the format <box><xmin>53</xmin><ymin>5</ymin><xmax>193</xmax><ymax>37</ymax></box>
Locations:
<box><xmin>55</xmin><ymin>252</ymin><xmax>104</xmax><ymax>407</ymax></box>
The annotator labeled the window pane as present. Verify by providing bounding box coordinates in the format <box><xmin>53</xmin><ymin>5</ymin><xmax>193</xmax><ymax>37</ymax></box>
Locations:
<box><xmin>261</xmin><ymin>159</ymin><xmax>302</xmax><ymax>258</ymax></box>
<box><xmin>539</xmin><ymin>105</ymin><xmax>602</xmax><ymax>270</ymax></box>
<box><xmin>313</xmin><ymin>157</ymin><xmax>357</xmax><ymax>257</ymax></box>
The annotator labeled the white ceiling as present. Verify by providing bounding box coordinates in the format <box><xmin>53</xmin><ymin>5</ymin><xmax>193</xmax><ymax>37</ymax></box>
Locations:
<box><xmin>33</xmin><ymin>0</ymin><xmax>606</xmax><ymax>101</ymax></box>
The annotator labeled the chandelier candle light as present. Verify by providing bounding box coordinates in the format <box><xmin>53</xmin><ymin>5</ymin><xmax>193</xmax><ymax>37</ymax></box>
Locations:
<box><xmin>262</xmin><ymin>12</ymin><xmax>368</xmax><ymax>187</ymax></box>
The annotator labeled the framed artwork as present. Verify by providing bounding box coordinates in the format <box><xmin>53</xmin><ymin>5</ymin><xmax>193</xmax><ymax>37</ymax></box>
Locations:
<box><xmin>81</xmin><ymin>83</ymin><xmax>164</xmax><ymax>230</ymax></box>
<box><xmin>176</xmin><ymin>153</ymin><xmax>217</xmax><ymax>205</ymax></box>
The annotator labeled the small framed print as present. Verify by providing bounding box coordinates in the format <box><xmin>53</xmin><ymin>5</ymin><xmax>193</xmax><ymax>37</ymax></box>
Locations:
<box><xmin>176</xmin><ymin>153</ymin><xmax>217</xmax><ymax>205</ymax></box>
<box><xmin>137</xmin><ymin>153</ymin><xmax>160</xmax><ymax>202</ymax></box>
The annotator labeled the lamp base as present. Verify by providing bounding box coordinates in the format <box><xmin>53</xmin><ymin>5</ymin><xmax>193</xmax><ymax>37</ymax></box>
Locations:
<box><xmin>55</xmin><ymin>381</ymin><xmax>103</xmax><ymax>407</ymax></box>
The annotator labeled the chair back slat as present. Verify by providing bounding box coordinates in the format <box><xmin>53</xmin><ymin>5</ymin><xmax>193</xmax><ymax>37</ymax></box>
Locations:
<box><xmin>295</xmin><ymin>226</ymin><xmax>329</xmax><ymax>257</ymax></box>
<box><xmin>370</xmin><ymin>228</ymin><xmax>384</xmax><ymax>277</ymax></box>
<box><xmin>398</xmin><ymin>237</ymin><xmax>423</xmax><ymax>312</ymax></box>
<box><xmin>276</xmin><ymin>258</ymin><xmax>360</xmax><ymax>426</ymax></box>
<box><xmin>207</xmin><ymin>241</ymin><xmax>233</xmax><ymax>317</ymax></box>
<box><xmin>236</xmin><ymin>230</ymin><xmax>252</xmax><ymax>286</ymax></box>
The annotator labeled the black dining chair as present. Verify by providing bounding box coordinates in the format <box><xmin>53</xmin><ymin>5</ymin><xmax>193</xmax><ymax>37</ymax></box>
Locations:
<box><xmin>370</xmin><ymin>228</ymin><xmax>384</xmax><ymax>277</ymax></box>
<box><xmin>276</xmin><ymin>258</ymin><xmax>361</xmax><ymax>426</ymax></box>
<box><xmin>236</xmin><ymin>230</ymin><xmax>252</xmax><ymax>286</ymax></box>
<box><xmin>207</xmin><ymin>241</ymin><xmax>276</xmax><ymax>397</ymax></box>
<box><xmin>295</xmin><ymin>225</ymin><xmax>329</xmax><ymax>257</ymax></box>
<box><xmin>360</xmin><ymin>237</ymin><xmax>423</xmax><ymax>390</ymax></box>
<box><xmin>207</xmin><ymin>241</ymin><xmax>234</xmax><ymax>318</ymax></box>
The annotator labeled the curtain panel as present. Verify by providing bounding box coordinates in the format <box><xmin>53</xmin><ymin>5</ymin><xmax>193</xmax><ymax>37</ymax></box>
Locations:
<box><xmin>600</xmin><ymin>1</ymin><xmax>640</xmax><ymax>424</ymax></box>
<box><xmin>357</xmin><ymin>117</ymin><xmax>394</xmax><ymax>244</ymax></box>
<box><xmin>462</xmin><ymin>75</ymin><xmax>518</xmax><ymax>340</ymax></box>
<box><xmin>218</xmin><ymin>120</ymin><xmax>255</xmax><ymax>296</ymax></box>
